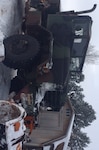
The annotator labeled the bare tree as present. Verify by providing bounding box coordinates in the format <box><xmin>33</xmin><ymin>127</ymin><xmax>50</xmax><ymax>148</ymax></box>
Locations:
<box><xmin>85</xmin><ymin>44</ymin><xmax>99</xmax><ymax>64</ymax></box>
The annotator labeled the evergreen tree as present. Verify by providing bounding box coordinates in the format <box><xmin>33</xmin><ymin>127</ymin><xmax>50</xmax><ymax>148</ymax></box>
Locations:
<box><xmin>69</xmin><ymin>129</ymin><xmax>90</xmax><ymax>150</ymax></box>
<box><xmin>68</xmin><ymin>77</ymin><xmax>96</xmax><ymax>149</ymax></box>
<box><xmin>85</xmin><ymin>44</ymin><xmax>99</xmax><ymax>64</ymax></box>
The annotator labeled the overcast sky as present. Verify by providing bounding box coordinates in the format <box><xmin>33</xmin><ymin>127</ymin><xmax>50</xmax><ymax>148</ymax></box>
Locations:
<box><xmin>61</xmin><ymin>0</ymin><xmax>99</xmax><ymax>150</ymax></box>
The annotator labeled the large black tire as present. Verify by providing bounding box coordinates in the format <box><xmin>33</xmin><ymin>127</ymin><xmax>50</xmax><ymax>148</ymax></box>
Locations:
<box><xmin>26</xmin><ymin>25</ymin><xmax>53</xmax><ymax>63</ymax></box>
<box><xmin>3</xmin><ymin>34</ymin><xmax>40</xmax><ymax>69</ymax></box>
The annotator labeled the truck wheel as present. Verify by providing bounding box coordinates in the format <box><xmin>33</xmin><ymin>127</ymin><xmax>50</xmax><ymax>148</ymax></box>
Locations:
<box><xmin>3</xmin><ymin>34</ymin><xmax>39</xmax><ymax>69</ymax></box>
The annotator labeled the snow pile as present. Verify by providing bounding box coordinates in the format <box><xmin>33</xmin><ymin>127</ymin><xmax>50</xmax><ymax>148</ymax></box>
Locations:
<box><xmin>35</xmin><ymin>82</ymin><xmax>56</xmax><ymax>109</ymax></box>
<box><xmin>0</xmin><ymin>101</ymin><xmax>20</xmax><ymax>123</ymax></box>
<box><xmin>0</xmin><ymin>30</ymin><xmax>4</xmax><ymax>61</ymax></box>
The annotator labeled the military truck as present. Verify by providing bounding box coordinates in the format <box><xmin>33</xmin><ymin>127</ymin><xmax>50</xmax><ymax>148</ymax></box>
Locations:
<box><xmin>1</xmin><ymin>1</ymin><xmax>97</xmax><ymax>150</ymax></box>
<box><xmin>3</xmin><ymin>0</ymin><xmax>96</xmax><ymax>85</ymax></box>
<box><xmin>3</xmin><ymin>2</ymin><xmax>96</xmax><ymax>89</ymax></box>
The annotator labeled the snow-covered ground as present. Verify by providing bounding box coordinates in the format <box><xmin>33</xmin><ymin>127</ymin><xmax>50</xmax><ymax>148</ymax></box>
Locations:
<box><xmin>0</xmin><ymin>0</ymin><xmax>26</xmax><ymax>100</ymax></box>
